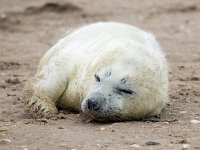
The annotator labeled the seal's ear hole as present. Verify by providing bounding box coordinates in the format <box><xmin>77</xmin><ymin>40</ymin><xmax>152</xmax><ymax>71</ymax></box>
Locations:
<box><xmin>95</xmin><ymin>74</ymin><xmax>101</xmax><ymax>82</ymax></box>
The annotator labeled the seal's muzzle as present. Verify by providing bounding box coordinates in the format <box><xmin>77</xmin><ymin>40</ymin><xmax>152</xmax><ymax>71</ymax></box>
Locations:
<box><xmin>85</xmin><ymin>93</ymin><xmax>106</xmax><ymax>112</ymax></box>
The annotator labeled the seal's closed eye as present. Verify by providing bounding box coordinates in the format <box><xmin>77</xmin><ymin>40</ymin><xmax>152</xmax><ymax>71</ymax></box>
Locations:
<box><xmin>116</xmin><ymin>87</ymin><xmax>133</xmax><ymax>95</ymax></box>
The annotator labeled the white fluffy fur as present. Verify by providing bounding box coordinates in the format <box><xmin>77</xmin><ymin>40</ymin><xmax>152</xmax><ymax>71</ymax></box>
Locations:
<box><xmin>24</xmin><ymin>22</ymin><xmax>168</xmax><ymax>120</ymax></box>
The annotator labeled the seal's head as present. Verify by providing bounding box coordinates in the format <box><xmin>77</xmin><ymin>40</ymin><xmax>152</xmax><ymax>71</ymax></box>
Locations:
<box><xmin>81</xmin><ymin>64</ymin><xmax>142</xmax><ymax>122</ymax></box>
<box><xmin>81</xmin><ymin>59</ymin><xmax>167</xmax><ymax>122</ymax></box>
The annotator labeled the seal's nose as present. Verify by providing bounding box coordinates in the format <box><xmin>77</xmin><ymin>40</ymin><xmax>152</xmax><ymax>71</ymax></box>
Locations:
<box><xmin>87</xmin><ymin>98</ymin><xmax>101</xmax><ymax>111</ymax></box>
<box><xmin>86</xmin><ymin>93</ymin><xmax>106</xmax><ymax>112</ymax></box>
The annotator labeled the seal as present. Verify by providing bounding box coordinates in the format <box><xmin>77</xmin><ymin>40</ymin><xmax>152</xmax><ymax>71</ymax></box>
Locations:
<box><xmin>23</xmin><ymin>22</ymin><xmax>168</xmax><ymax>121</ymax></box>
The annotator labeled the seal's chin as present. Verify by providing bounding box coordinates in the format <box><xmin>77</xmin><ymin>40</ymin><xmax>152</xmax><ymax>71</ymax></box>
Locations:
<box><xmin>82</xmin><ymin>110</ymin><xmax>124</xmax><ymax>122</ymax></box>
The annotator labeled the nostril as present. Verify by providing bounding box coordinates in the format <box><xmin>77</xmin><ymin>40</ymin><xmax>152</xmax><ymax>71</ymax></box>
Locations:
<box><xmin>87</xmin><ymin>98</ymin><xmax>101</xmax><ymax>111</ymax></box>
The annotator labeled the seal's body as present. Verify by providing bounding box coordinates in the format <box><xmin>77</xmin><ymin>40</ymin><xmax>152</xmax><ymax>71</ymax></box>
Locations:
<box><xmin>24</xmin><ymin>22</ymin><xmax>168</xmax><ymax>121</ymax></box>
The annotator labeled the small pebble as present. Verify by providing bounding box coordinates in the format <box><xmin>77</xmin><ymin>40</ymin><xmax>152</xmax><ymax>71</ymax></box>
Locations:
<box><xmin>131</xmin><ymin>144</ymin><xmax>141</xmax><ymax>148</ymax></box>
<box><xmin>145</xmin><ymin>141</ymin><xmax>160</xmax><ymax>146</ymax></box>
<box><xmin>0</xmin><ymin>13</ymin><xmax>7</xmax><ymax>19</ymax></box>
<box><xmin>3</xmin><ymin>139</ymin><xmax>11</xmax><ymax>143</ymax></box>
<box><xmin>21</xmin><ymin>146</ymin><xmax>27</xmax><ymax>148</ymax></box>
<box><xmin>37</xmin><ymin>119</ymin><xmax>48</xmax><ymax>123</ymax></box>
<box><xmin>190</xmin><ymin>76</ymin><xmax>199</xmax><ymax>81</ymax></box>
<box><xmin>96</xmin><ymin>144</ymin><xmax>101</xmax><ymax>147</ymax></box>
<box><xmin>100</xmin><ymin>127</ymin><xmax>105</xmax><ymax>131</ymax></box>
<box><xmin>0</xmin><ymin>126</ymin><xmax>9</xmax><ymax>132</ymax></box>
<box><xmin>179</xmin><ymin>138</ymin><xmax>188</xmax><ymax>144</ymax></box>
<box><xmin>180</xmin><ymin>111</ymin><xmax>187</xmax><ymax>114</ymax></box>
<box><xmin>58</xmin><ymin>143</ymin><xmax>68</xmax><ymax>148</ymax></box>
<box><xmin>182</xmin><ymin>144</ymin><xmax>190</xmax><ymax>149</ymax></box>
<box><xmin>24</xmin><ymin>121</ymin><xmax>30</xmax><ymax>124</ymax></box>
<box><xmin>190</xmin><ymin>119</ymin><xmax>200</xmax><ymax>124</ymax></box>
<box><xmin>111</xmin><ymin>129</ymin><xmax>115</xmax><ymax>132</ymax></box>
<box><xmin>0</xmin><ymin>139</ymin><xmax>11</xmax><ymax>144</ymax></box>
<box><xmin>57</xmin><ymin>113</ymin><xmax>66</xmax><ymax>119</ymax></box>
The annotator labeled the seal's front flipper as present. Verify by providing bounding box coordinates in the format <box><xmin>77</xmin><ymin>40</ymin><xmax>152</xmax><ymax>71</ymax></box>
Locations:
<box><xmin>23</xmin><ymin>59</ymin><xmax>68</xmax><ymax>117</ymax></box>
<box><xmin>23</xmin><ymin>80</ymin><xmax>58</xmax><ymax>118</ymax></box>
